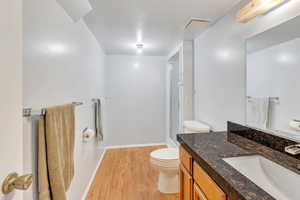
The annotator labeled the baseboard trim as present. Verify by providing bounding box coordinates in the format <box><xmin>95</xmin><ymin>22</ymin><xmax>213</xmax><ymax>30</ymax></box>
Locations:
<box><xmin>105</xmin><ymin>142</ymin><xmax>167</xmax><ymax>149</ymax></box>
<box><xmin>81</xmin><ymin>148</ymin><xmax>106</xmax><ymax>200</ymax></box>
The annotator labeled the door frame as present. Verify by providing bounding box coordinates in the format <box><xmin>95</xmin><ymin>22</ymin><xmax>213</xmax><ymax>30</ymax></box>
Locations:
<box><xmin>166</xmin><ymin>46</ymin><xmax>184</xmax><ymax>146</ymax></box>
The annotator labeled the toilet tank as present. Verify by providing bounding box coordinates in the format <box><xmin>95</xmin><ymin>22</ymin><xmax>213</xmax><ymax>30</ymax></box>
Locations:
<box><xmin>183</xmin><ymin>121</ymin><xmax>210</xmax><ymax>133</ymax></box>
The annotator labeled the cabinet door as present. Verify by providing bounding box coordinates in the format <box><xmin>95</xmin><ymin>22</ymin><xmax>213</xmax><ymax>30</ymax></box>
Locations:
<box><xmin>179</xmin><ymin>164</ymin><xmax>193</xmax><ymax>200</ymax></box>
<box><xmin>180</xmin><ymin>146</ymin><xmax>192</xmax><ymax>173</ymax></box>
<box><xmin>193</xmin><ymin>162</ymin><xmax>226</xmax><ymax>200</ymax></box>
<box><xmin>193</xmin><ymin>183</ymin><xmax>208</xmax><ymax>200</ymax></box>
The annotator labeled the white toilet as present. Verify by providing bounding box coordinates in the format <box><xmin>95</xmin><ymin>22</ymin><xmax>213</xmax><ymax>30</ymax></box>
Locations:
<box><xmin>150</xmin><ymin>121</ymin><xmax>210</xmax><ymax>194</ymax></box>
<box><xmin>150</xmin><ymin>148</ymin><xmax>179</xmax><ymax>194</ymax></box>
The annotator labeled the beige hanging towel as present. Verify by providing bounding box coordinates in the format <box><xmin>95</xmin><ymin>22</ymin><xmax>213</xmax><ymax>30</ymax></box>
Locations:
<box><xmin>38</xmin><ymin>104</ymin><xmax>75</xmax><ymax>200</ymax></box>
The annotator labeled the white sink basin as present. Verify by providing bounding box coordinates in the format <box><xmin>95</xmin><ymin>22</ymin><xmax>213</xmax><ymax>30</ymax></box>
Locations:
<box><xmin>223</xmin><ymin>155</ymin><xmax>300</xmax><ymax>200</ymax></box>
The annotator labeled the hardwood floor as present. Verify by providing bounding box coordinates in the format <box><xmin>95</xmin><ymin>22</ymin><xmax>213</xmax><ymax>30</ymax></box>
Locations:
<box><xmin>86</xmin><ymin>146</ymin><xmax>179</xmax><ymax>200</ymax></box>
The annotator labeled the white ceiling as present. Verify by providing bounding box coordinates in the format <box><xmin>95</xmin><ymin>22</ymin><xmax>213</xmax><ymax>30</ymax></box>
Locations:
<box><xmin>84</xmin><ymin>0</ymin><xmax>241</xmax><ymax>56</ymax></box>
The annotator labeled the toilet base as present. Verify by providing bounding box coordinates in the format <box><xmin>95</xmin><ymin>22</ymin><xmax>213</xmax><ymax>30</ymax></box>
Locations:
<box><xmin>158</xmin><ymin>171</ymin><xmax>179</xmax><ymax>194</ymax></box>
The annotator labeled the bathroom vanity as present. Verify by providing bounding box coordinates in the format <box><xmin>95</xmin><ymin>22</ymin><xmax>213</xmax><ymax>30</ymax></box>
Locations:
<box><xmin>177</xmin><ymin>122</ymin><xmax>300</xmax><ymax>200</ymax></box>
<box><xmin>179</xmin><ymin>146</ymin><xmax>227</xmax><ymax>200</ymax></box>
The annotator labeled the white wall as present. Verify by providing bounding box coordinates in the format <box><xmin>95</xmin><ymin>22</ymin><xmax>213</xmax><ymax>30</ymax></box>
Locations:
<box><xmin>23</xmin><ymin>0</ymin><xmax>106</xmax><ymax>199</ymax></box>
<box><xmin>247</xmin><ymin>37</ymin><xmax>300</xmax><ymax>134</ymax></box>
<box><xmin>194</xmin><ymin>0</ymin><xmax>300</xmax><ymax>131</ymax></box>
<box><xmin>104</xmin><ymin>55</ymin><xmax>167</xmax><ymax>146</ymax></box>
<box><xmin>0</xmin><ymin>1</ymin><xmax>23</xmax><ymax>200</ymax></box>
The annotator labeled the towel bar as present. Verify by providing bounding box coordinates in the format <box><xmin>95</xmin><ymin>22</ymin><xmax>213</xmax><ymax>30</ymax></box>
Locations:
<box><xmin>23</xmin><ymin>102</ymin><xmax>83</xmax><ymax>117</ymax></box>
<box><xmin>247</xmin><ymin>96</ymin><xmax>280</xmax><ymax>104</ymax></box>
<box><xmin>92</xmin><ymin>97</ymin><xmax>110</xmax><ymax>102</ymax></box>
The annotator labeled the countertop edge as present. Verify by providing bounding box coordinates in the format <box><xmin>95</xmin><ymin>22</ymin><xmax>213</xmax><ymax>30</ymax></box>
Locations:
<box><xmin>177</xmin><ymin>133</ymin><xmax>246</xmax><ymax>200</ymax></box>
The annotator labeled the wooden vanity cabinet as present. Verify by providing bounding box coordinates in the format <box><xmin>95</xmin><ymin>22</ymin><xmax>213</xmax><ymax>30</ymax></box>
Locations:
<box><xmin>179</xmin><ymin>164</ymin><xmax>193</xmax><ymax>200</ymax></box>
<box><xmin>179</xmin><ymin>146</ymin><xmax>193</xmax><ymax>200</ymax></box>
<box><xmin>193</xmin><ymin>183</ymin><xmax>208</xmax><ymax>200</ymax></box>
<box><xmin>180</xmin><ymin>146</ymin><xmax>193</xmax><ymax>172</ymax></box>
<box><xmin>193</xmin><ymin>162</ymin><xmax>226</xmax><ymax>200</ymax></box>
<box><xmin>179</xmin><ymin>146</ymin><xmax>228</xmax><ymax>200</ymax></box>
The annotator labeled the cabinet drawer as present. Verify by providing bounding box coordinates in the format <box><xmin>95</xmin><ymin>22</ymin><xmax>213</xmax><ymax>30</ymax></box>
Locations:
<box><xmin>193</xmin><ymin>162</ymin><xmax>226</xmax><ymax>200</ymax></box>
<box><xmin>180</xmin><ymin>146</ymin><xmax>192</xmax><ymax>173</ymax></box>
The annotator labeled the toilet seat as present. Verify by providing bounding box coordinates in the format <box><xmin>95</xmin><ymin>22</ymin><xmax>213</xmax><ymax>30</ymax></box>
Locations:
<box><xmin>150</xmin><ymin>148</ymin><xmax>179</xmax><ymax>168</ymax></box>
<box><xmin>150</xmin><ymin>148</ymin><xmax>179</xmax><ymax>161</ymax></box>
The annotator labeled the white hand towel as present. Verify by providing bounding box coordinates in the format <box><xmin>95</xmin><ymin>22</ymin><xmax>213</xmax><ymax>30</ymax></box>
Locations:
<box><xmin>247</xmin><ymin>97</ymin><xmax>271</xmax><ymax>129</ymax></box>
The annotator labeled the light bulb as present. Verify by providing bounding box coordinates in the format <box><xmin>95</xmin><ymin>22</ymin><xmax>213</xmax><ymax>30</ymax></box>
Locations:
<box><xmin>136</xmin><ymin>44</ymin><xmax>143</xmax><ymax>55</ymax></box>
<box><xmin>137</xmin><ymin>49</ymin><xmax>143</xmax><ymax>54</ymax></box>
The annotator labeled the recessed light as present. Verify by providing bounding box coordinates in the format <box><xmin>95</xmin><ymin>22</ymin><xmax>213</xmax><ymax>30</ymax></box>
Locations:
<box><xmin>137</xmin><ymin>49</ymin><xmax>143</xmax><ymax>54</ymax></box>
<box><xmin>136</xmin><ymin>44</ymin><xmax>143</xmax><ymax>54</ymax></box>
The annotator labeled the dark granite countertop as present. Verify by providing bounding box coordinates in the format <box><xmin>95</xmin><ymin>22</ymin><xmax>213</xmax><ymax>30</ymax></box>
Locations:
<box><xmin>177</xmin><ymin>131</ymin><xmax>300</xmax><ymax>200</ymax></box>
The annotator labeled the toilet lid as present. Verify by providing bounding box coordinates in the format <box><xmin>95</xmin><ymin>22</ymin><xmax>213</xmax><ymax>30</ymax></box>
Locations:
<box><xmin>150</xmin><ymin>148</ymin><xmax>179</xmax><ymax>161</ymax></box>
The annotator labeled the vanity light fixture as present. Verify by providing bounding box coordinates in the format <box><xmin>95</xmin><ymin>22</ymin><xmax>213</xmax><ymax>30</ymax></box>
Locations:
<box><xmin>237</xmin><ymin>0</ymin><xmax>286</xmax><ymax>23</ymax></box>
<box><xmin>136</xmin><ymin>44</ymin><xmax>143</xmax><ymax>54</ymax></box>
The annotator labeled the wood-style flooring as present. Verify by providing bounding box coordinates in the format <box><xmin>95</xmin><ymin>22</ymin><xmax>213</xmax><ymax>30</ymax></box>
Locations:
<box><xmin>86</xmin><ymin>146</ymin><xmax>179</xmax><ymax>200</ymax></box>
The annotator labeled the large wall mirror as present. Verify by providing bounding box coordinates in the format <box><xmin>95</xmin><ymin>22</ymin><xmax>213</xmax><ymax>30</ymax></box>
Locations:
<box><xmin>246</xmin><ymin>15</ymin><xmax>300</xmax><ymax>141</ymax></box>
